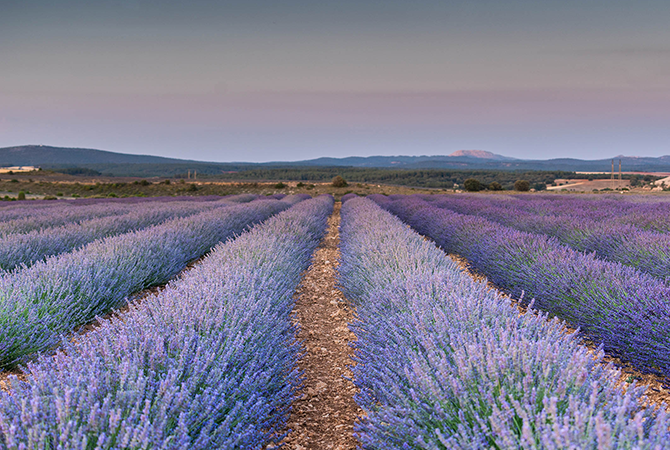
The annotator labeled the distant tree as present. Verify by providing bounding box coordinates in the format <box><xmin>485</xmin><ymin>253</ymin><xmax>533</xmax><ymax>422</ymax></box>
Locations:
<box><xmin>17</xmin><ymin>191</ymin><xmax>26</xmax><ymax>200</ymax></box>
<box><xmin>332</xmin><ymin>176</ymin><xmax>348</xmax><ymax>188</ymax></box>
<box><xmin>463</xmin><ymin>178</ymin><xmax>482</xmax><ymax>192</ymax></box>
<box><xmin>629</xmin><ymin>175</ymin><xmax>640</xmax><ymax>187</ymax></box>
<box><xmin>57</xmin><ymin>167</ymin><xmax>101</xmax><ymax>176</ymax></box>
<box><xmin>488</xmin><ymin>181</ymin><xmax>503</xmax><ymax>191</ymax></box>
<box><xmin>514</xmin><ymin>180</ymin><xmax>531</xmax><ymax>191</ymax></box>
<box><xmin>532</xmin><ymin>182</ymin><xmax>546</xmax><ymax>191</ymax></box>
<box><xmin>274</xmin><ymin>182</ymin><xmax>286</xmax><ymax>189</ymax></box>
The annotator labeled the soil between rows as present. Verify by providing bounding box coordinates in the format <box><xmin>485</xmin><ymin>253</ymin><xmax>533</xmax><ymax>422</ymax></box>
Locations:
<box><xmin>282</xmin><ymin>202</ymin><xmax>362</xmax><ymax>450</ymax></box>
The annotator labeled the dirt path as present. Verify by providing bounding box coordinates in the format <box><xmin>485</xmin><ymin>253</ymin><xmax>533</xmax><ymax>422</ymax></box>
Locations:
<box><xmin>283</xmin><ymin>203</ymin><xmax>361</xmax><ymax>450</ymax></box>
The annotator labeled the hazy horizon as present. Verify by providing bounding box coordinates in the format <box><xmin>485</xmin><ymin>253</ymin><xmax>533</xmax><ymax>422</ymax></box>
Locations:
<box><xmin>2</xmin><ymin>1</ymin><xmax>669</xmax><ymax>163</ymax></box>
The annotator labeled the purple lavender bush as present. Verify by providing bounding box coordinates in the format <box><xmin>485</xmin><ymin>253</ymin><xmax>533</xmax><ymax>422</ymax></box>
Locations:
<box><xmin>339</xmin><ymin>197</ymin><xmax>669</xmax><ymax>449</ymax></box>
<box><xmin>424</xmin><ymin>194</ymin><xmax>670</xmax><ymax>281</ymax></box>
<box><xmin>0</xmin><ymin>195</ymin><xmax>333</xmax><ymax>449</ymax></box>
<box><xmin>0</xmin><ymin>196</ymin><xmax>306</xmax><ymax>368</ymax></box>
<box><xmin>0</xmin><ymin>194</ymin><xmax>257</xmax><ymax>236</ymax></box>
<box><xmin>376</xmin><ymin>195</ymin><xmax>670</xmax><ymax>378</ymax></box>
<box><xmin>0</xmin><ymin>203</ymin><xmax>140</xmax><ymax>236</ymax></box>
<box><xmin>341</xmin><ymin>193</ymin><xmax>359</xmax><ymax>203</ymax></box>
<box><xmin>0</xmin><ymin>198</ymin><xmax>240</xmax><ymax>271</ymax></box>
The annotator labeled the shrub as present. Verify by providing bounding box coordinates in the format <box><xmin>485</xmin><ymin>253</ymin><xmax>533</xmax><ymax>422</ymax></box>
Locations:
<box><xmin>17</xmin><ymin>191</ymin><xmax>25</xmax><ymax>201</ymax></box>
<box><xmin>488</xmin><ymin>181</ymin><xmax>503</xmax><ymax>191</ymax></box>
<box><xmin>341</xmin><ymin>197</ymin><xmax>670</xmax><ymax>448</ymax></box>
<box><xmin>514</xmin><ymin>179</ymin><xmax>530</xmax><ymax>191</ymax></box>
<box><xmin>332</xmin><ymin>176</ymin><xmax>348</xmax><ymax>188</ymax></box>
<box><xmin>274</xmin><ymin>182</ymin><xmax>286</xmax><ymax>189</ymax></box>
<box><xmin>463</xmin><ymin>178</ymin><xmax>481</xmax><ymax>192</ymax></box>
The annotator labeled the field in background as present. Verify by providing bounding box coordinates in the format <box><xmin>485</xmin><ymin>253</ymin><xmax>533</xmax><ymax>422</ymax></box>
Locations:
<box><xmin>0</xmin><ymin>169</ymin><xmax>667</xmax><ymax>201</ymax></box>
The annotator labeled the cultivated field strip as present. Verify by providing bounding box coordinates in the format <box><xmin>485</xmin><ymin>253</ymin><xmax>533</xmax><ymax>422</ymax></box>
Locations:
<box><xmin>0</xmin><ymin>198</ymin><xmax>243</xmax><ymax>271</ymax></box>
<box><xmin>339</xmin><ymin>197</ymin><xmax>670</xmax><ymax>448</ymax></box>
<box><xmin>0</xmin><ymin>196</ymin><xmax>307</xmax><ymax>369</ymax></box>
<box><xmin>421</xmin><ymin>193</ymin><xmax>670</xmax><ymax>233</ymax></box>
<box><xmin>0</xmin><ymin>194</ymin><xmax>258</xmax><ymax>236</ymax></box>
<box><xmin>0</xmin><ymin>203</ymin><xmax>141</xmax><ymax>237</ymax></box>
<box><xmin>0</xmin><ymin>195</ymin><xmax>333</xmax><ymax>449</ymax></box>
<box><xmin>509</xmin><ymin>194</ymin><xmax>670</xmax><ymax>233</ymax></box>
<box><xmin>421</xmin><ymin>194</ymin><xmax>670</xmax><ymax>281</ymax></box>
<box><xmin>374</xmin><ymin>195</ymin><xmax>670</xmax><ymax>379</ymax></box>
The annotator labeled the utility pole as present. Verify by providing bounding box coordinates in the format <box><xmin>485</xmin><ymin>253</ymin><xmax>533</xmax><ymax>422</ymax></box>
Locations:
<box><xmin>611</xmin><ymin>159</ymin><xmax>614</xmax><ymax>189</ymax></box>
<box><xmin>188</xmin><ymin>170</ymin><xmax>191</xmax><ymax>179</ymax></box>
<box><xmin>194</xmin><ymin>170</ymin><xmax>197</xmax><ymax>180</ymax></box>
<box><xmin>619</xmin><ymin>159</ymin><xmax>622</xmax><ymax>188</ymax></box>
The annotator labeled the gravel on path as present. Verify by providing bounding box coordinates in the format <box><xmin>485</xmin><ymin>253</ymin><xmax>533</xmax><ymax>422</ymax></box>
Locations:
<box><xmin>283</xmin><ymin>203</ymin><xmax>361</xmax><ymax>450</ymax></box>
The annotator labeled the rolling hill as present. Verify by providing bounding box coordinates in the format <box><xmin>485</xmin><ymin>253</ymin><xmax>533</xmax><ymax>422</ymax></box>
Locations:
<box><xmin>2</xmin><ymin>145</ymin><xmax>670</xmax><ymax>176</ymax></box>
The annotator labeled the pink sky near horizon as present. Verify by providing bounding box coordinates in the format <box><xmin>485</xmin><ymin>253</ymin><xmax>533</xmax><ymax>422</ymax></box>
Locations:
<box><xmin>1</xmin><ymin>1</ymin><xmax>669</xmax><ymax>161</ymax></box>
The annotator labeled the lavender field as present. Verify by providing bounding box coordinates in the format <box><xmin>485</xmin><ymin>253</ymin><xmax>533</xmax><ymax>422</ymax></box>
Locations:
<box><xmin>1</xmin><ymin>193</ymin><xmax>670</xmax><ymax>449</ymax></box>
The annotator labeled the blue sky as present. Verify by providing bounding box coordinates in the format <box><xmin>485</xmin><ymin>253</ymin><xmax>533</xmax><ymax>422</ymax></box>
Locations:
<box><xmin>1</xmin><ymin>0</ymin><xmax>669</xmax><ymax>162</ymax></box>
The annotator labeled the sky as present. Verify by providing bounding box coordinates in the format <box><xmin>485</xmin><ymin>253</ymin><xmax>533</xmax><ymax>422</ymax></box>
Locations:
<box><xmin>1</xmin><ymin>0</ymin><xmax>669</xmax><ymax>162</ymax></box>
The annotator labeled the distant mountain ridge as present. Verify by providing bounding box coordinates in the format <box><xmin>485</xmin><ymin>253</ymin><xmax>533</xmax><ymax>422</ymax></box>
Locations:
<box><xmin>2</xmin><ymin>145</ymin><xmax>670</xmax><ymax>175</ymax></box>
<box><xmin>448</xmin><ymin>150</ymin><xmax>516</xmax><ymax>160</ymax></box>
<box><xmin>0</xmin><ymin>145</ymin><xmax>200</xmax><ymax>165</ymax></box>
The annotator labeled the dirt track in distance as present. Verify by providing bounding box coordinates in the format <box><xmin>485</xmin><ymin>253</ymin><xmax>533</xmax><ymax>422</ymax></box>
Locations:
<box><xmin>283</xmin><ymin>203</ymin><xmax>361</xmax><ymax>450</ymax></box>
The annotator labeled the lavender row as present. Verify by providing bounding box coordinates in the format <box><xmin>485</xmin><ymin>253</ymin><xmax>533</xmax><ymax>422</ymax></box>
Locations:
<box><xmin>0</xmin><ymin>194</ymin><xmax>258</xmax><ymax>236</ymax></box>
<box><xmin>0</xmin><ymin>194</ymin><xmax>240</xmax><ymax>213</ymax></box>
<box><xmin>424</xmin><ymin>193</ymin><xmax>670</xmax><ymax>233</ymax></box>
<box><xmin>0</xmin><ymin>195</ymin><xmax>332</xmax><ymax>449</ymax></box>
<box><xmin>421</xmin><ymin>194</ymin><xmax>670</xmax><ymax>282</ymax></box>
<box><xmin>0</xmin><ymin>197</ymin><xmax>248</xmax><ymax>271</ymax></box>
<box><xmin>374</xmin><ymin>195</ymin><xmax>670</xmax><ymax>378</ymax></box>
<box><xmin>0</xmin><ymin>195</ymin><xmax>307</xmax><ymax>368</ymax></box>
<box><xmin>339</xmin><ymin>197</ymin><xmax>669</xmax><ymax>449</ymax></box>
